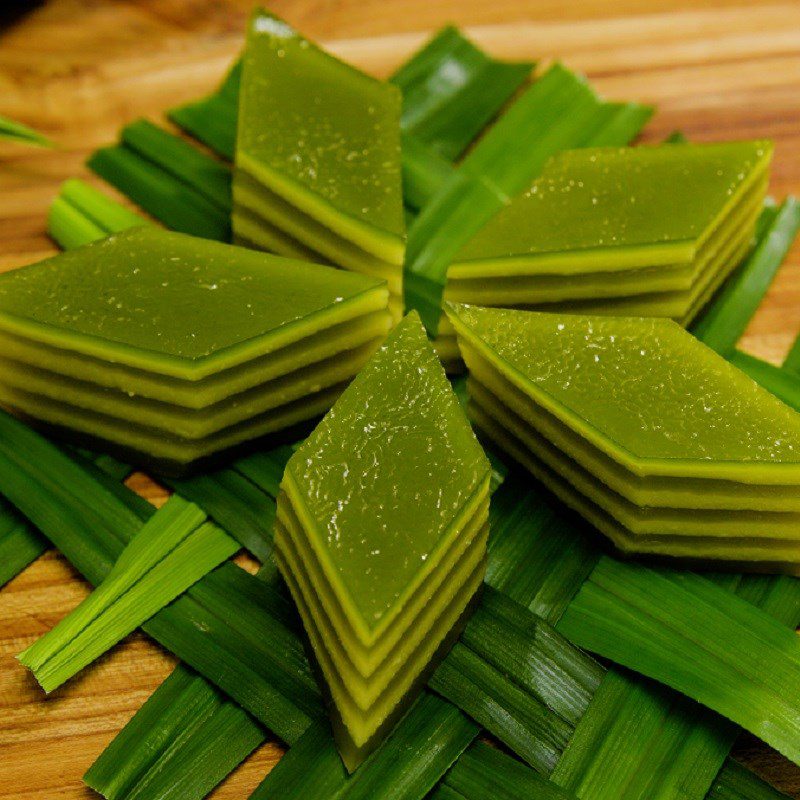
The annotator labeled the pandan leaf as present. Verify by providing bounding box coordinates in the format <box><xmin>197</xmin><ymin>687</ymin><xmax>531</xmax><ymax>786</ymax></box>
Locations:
<box><xmin>390</xmin><ymin>25</ymin><xmax>533</xmax><ymax>161</ymax></box>
<box><xmin>250</xmin><ymin>693</ymin><xmax>478</xmax><ymax>800</ymax></box>
<box><xmin>404</xmin><ymin>63</ymin><xmax>653</xmax><ymax>334</ymax></box>
<box><xmin>485</xmin><ymin>472</ymin><xmax>600</xmax><ymax>624</ymax></box>
<box><xmin>0</xmin><ymin>114</ymin><xmax>52</xmax><ymax>147</ymax></box>
<box><xmin>442</xmin><ymin>741</ymin><xmax>577</xmax><ymax>800</ymax></box>
<box><xmin>707</xmin><ymin>759</ymin><xmax>794</xmax><ymax>800</ymax></box>
<box><xmin>87</xmin><ymin>143</ymin><xmax>230</xmax><ymax>240</ymax></box>
<box><xmin>84</xmin><ymin>664</ymin><xmax>265</xmax><ymax>800</ymax></box>
<box><xmin>166</xmin><ymin>467</ymin><xmax>278</xmax><ymax>562</ymax></box>
<box><xmin>0</xmin><ymin>503</ymin><xmax>47</xmax><ymax>588</ymax></box>
<box><xmin>48</xmin><ymin>179</ymin><xmax>149</xmax><ymax>249</ymax></box>
<box><xmin>557</xmin><ymin>558</ymin><xmax>800</xmax><ymax>766</ymax></box>
<box><xmin>121</xmin><ymin>119</ymin><xmax>231</xmax><ymax>210</ymax></box>
<box><xmin>18</xmin><ymin>496</ymin><xmax>237</xmax><ymax>692</ymax></box>
<box><xmin>693</xmin><ymin>198</ymin><xmax>800</xmax><ymax>355</ymax></box>
<box><xmin>784</xmin><ymin>333</ymin><xmax>800</xmax><ymax>374</ymax></box>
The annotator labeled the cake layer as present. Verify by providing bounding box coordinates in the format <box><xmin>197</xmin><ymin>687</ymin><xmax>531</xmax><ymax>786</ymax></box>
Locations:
<box><xmin>277</xmin><ymin>486</ymin><xmax>489</xmax><ymax>677</ymax></box>
<box><xmin>0</xmin><ymin>228</ymin><xmax>388</xmax><ymax>379</ymax></box>
<box><xmin>275</xmin><ymin>544</ymin><xmax>485</xmax><ymax>747</ymax></box>
<box><xmin>0</xmin><ymin>307</ymin><xmax>391</xmax><ymax>407</ymax></box>
<box><xmin>559</xmin><ymin>224</ymin><xmax>754</xmax><ymax>322</ymax></box>
<box><xmin>0</xmin><ymin>380</ymin><xmax>345</xmax><ymax>469</ymax></box>
<box><xmin>444</xmin><ymin>182</ymin><xmax>764</xmax><ymax>305</ymax></box>
<box><xmin>462</xmin><ymin>344</ymin><xmax>800</xmax><ymax>511</ymax></box>
<box><xmin>283</xmin><ymin>469</ymin><xmax>490</xmax><ymax>653</ymax></box>
<box><xmin>233</xmin><ymin>203</ymin><xmax>326</xmax><ymax>262</ymax></box>
<box><xmin>0</xmin><ymin>337</ymin><xmax>382</xmax><ymax>439</ymax></box>
<box><xmin>448</xmin><ymin>305</ymin><xmax>800</xmax><ymax>483</ymax></box>
<box><xmin>281</xmin><ymin>313</ymin><xmax>490</xmax><ymax>645</ymax></box>
<box><xmin>470</xmin><ymin>399</ymin><xmax>800</xmax><ymax>571</ymax></box>
<box><xmin>275</xmin><ymin>510</ymin><xmax>487</xmax><ymax>706</ymax></box>
<box><xmin>471</xmin><ymin>377</ymin><xmax>800</xmax><ymax>539</ymax></box>
<box><xmin>234</xmin><ymin>171</ymin><xmax>403</xmax><ymax>291</ymax></box>
<box><xmin>235</xmin><ymin>9</ymin><xmax>405</xmax><ymax>265</ymax></box>
<box><xmin>450</xmin><ymin>141</ymin><xmax>772</xmax><ymax>275</ymax></box>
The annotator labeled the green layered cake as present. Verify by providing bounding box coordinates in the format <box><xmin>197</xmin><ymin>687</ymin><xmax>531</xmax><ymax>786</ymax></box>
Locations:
<box><xmin>0</xmin><ymin>227</ymin><xmax>391</xmax><ymax>473</ymax></box>
<box><xmin>435</xmin><ymin>141</ymin><xmax>772</xmax><ymax>365</ymax></box>
<box><xmin>448</xmin><ymin>303</ymin><xmax>800</xmax><ymax>571</ymax></box>
<box><xmin>274</xmin><ymin>312</ymin><xmax>490</xmax><ymax>769</ymax></box>
<box><xmin>233</xmin><ymin>9</ymin><xmax>406</xmax><ymax>320</ymax></box>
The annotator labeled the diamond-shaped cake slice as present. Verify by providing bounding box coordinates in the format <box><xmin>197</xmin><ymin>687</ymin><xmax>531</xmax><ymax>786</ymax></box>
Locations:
<box><xmin>275</xmin><ymin>312</ymin><xmax>490</xmax><ymax>767</ymax></box>
<box><xmin>0</xmin><ymin>337</ymin><xmax>383</xmax><ymax>439</ymax></box>
<box><xmin>234</xmin><ymin>9</ymin><xmax>405</xmax><ymax>271</ymax></box>
<box><xmin>469</xmin><ymin>377</ymin><xmax>800</xmax><ymax>539</ymax></box>
<box><xmin>445</xmin><ymin>182</ymin><xmax>765</xmax><ymax>305</ymax></box>
<box><xmin>278</xmin><ymin>476</ymin><xmax>489</xmax><ymax>677</ymax></box>
<box><xmin>468</xmin><ymin>397</ymin><xmax>800</xmax><ymax>570</ymax></box>
<box><xmin>0</xmin><ymin>228</ymin><xmax>390</xmax><ymax>472</ymax></box>
<box><xmin>448</xmin><ymin>141</ymin><xmax>772</xmax><ymax>279</ymax></box>
<box><xmin>0</xmin><ymin>302</ymin><xmax>391</xmax><ymax>407</ymax></box>
<box><xmin>274</xmin><ymin>496</ymin><xmax>488</xmax><ymax>698</ymax></box>
<box><xmin>0</xmin><ymin>228</ymin><xmax>389</xmax><ymax>379</ymax></box>
<box><xmin>434</xmin><ymin>142</ymin><xmax>771</xmax><ymax>367</ymax></box>
<box><xmin>448</xmin><ymin>304</ymin><xmax>800</xmax><ymax>483</ymax></box>
<box><xmin>462</xmin><ymin>342</ymin><xmax>800</xmax><ymax>512</ymax></box>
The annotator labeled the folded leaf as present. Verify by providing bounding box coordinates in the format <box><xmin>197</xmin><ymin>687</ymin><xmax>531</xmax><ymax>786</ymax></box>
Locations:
<box><xmin>404</xmin><ymin>63</ymin><xmax>653</xmax><ymax>333</ymax></box>
<box><xmin>785</xmin><ymin>334</ymin><xmax>800</xmax><ymax>374</ymax></box>
<box><xmin>390</xmin><ymin>25</ymin><xmax>533</xmax><ymax>161</ymax></box>
<box><xmin>706</xmin><ymin>759</ymin><xmax>793</xmax><ymax>800</ymax></box>
<box><xmin>88</xmin><ymin>142</ymin><xmax>230</xmax><ymax>240</ymax></box>
<box><xmin>166</xmin><ymin>467</ymin><xmax>277</xmax><ymax>561</ymax></box>
<box><xmin>18</xmin><ymin>496</ymin><xmax>237</xmax><ymax>692</ymax></box>
<box><xmin>48</xmin><ymin>179</ymin><xmax>149</xmax><ymax>249</ymax></box>
<box><xmin>441</xmin><ymin>741</ymin><xmax>576</xmax><ymax>800</ymax></box>
<box><xmin>122</xmin><ymin>119</ymin><xmax>231</xmax><ymax>210</ymax></box>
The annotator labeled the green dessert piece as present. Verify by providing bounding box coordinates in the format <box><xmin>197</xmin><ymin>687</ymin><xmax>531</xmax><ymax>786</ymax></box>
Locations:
<box><xmin>0</xmin><ymin>228</ymin><xmax>391</xmax><ymax>472</ymax></box>
<box><xmin>451</xmin><ymin>142</ymin><xmax>771</xmax><ymax>275</ymax></box>
<box><xmin>0</xmin><ymin>379</ymin><xmax>346</xmax><ymax>470</ymax></box>
<box><xmin>468</xmin><ymin>363</ymin><xmax>800</xmax><ymax>511</ymax></box>
<box><xmin>233</xmin><ymin>9</ymin><xmax>405</xmax><ymax>315</ymax></box>
<box><xmin>274</xmin><ymin>313</ymin><xmax>491</xmax><ymax>769</ymax></box>
<box><xmin>275</xmin><ymin>496</ymin><xmax>488</xmax><ymax>699</ymax></box>
<box><xmin>449</xmin><ymin>304</ymin><xmax>800</xmax><ymax>569</ymax></box>
<box><xmin>0</xmin><ymin>310</ymin><xmax>390</xmax><ymax>406</ymax></box>
<box><xmin>469</xmin><ymin>399</ymin><xmax>800</xmax><ymax>568</ymax></box>
<box><xmin>434</xmin><ymin>142</ymin><xmax>772</xmax><ymax>365</ymax></box>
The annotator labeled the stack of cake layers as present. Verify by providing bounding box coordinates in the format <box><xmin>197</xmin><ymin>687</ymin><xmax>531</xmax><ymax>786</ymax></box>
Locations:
<box><xmin>233</xmin><ymin>9</ymin><xmax>406</xmax><ymax>321</ymax></box>
<box><xmin>0</xmin><ymin>228</ymin><xmax>391</xmax><ymax>473</ymax></box>
<box><xmin>274</xmin><ymin>313</ymin><xmax>491</xmax><ymax>770</ymax></box>
<box><xmin>435</xmin><ymin>141</ymin><xmax>773</xmax><ymax>365</ymax></box>
<box><xmin>448</xmin><ymin>303</ymin><xmax>800</xmax><ymax>573</ymax></box>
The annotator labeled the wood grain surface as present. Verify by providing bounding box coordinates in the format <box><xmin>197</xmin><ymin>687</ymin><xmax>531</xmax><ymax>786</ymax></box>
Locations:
<box><xmin>1</xmin><ymin>1</ymin><xmax>800</xmax><ymax>797</ymax></box>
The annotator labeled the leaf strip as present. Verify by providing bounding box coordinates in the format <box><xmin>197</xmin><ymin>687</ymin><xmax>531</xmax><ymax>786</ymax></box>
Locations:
<box><xmin>557</xmin><ymin>557</ymin><xmax>800</xmax><ymax>766</ymax></box>
<box><xmin>84</xmin><ymin>664</ymin><xmax>265</xmax><ymax>800</ymax></box>
<box><xmin>18</xmin><ymin>496</ymin><xmax>237</xmax><ymax>692</ymax></box>
<box><xmin>693</xmin><ymin>198</ymin><xmax>800</xmax><ymax>355</ymax></box>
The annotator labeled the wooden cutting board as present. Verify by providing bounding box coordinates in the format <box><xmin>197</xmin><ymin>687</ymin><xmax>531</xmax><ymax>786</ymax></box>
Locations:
<box><xmin>1</xmin><ymin>1</ymin><xmax>799</xmax><ymax>797</ymax></box>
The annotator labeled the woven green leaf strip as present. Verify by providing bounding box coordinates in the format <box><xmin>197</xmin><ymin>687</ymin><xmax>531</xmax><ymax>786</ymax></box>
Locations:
<box><xmin>557</xmin><ymin>558</ymin><xmax>800</xmax><ymax>766</ymax></box>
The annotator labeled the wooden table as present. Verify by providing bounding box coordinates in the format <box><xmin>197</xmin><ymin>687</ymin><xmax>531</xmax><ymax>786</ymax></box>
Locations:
<box><xmin>1</xmin><ymin>1</ymin><xmax>799</xmax><ymax>797</ymax></box>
